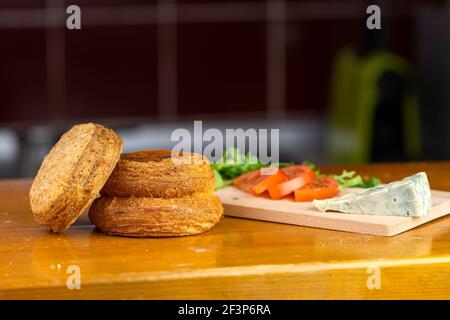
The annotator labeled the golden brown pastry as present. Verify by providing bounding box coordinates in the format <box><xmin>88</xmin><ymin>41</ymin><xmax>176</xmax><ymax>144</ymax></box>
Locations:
<box><xmin>29</xmin><ymin>123</ymin><xmax>123</xmax><ymax>232</ymax></box>
<box><xmin>89</xmin><ymin>193</ymin><xmax>223</xmax><ymax>237</ymax></box>
<box><xmin>101</xmin><ymin>150</ymin><xmax>215</xmax><ymax>198</ymax></box>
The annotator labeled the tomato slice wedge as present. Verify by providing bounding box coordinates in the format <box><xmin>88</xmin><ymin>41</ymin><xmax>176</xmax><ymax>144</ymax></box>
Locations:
<box><xmin>251</xmin><ymin>170</ymin><xmax>287</xmax><ymax>194</ymax></box>
<box><xmin>233</xmin><ymin>169</ymin><xmax>263</xmax><ymax>194</ymax></box>
<box><xmin>268</xmin><ymin>166</ymin><xmax>316</xmax><ymax>200</ymax></box>
<box><xmin>233</xmin><ymin>168</ymin><xmax>286</xmax><ymax>195</ymax></box>
<box><xmin>294</xmin><ymin>177</ymin><xmax>339</xmax><ymax>202</ymax></box>
<box><xmin>280</xmin><ymin>165</ymin><xmax>313</xmax><ymax>179</ymax></box>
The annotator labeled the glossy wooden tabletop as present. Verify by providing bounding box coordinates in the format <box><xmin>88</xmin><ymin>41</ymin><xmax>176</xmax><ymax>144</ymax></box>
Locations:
<box><xmin>1</xmin><ymin>162</ymin><xmax>449</xmax><ymax>299</ymax></box>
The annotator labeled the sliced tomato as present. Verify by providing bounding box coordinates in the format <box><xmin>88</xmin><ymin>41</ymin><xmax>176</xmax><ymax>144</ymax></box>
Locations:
<box><xmin>251</xmin><ymin>170</ymin><xmax>287</xmax><ymax>194</ymax></box>
<box><xmin>234</xmin><ymin>168</ymin><xmax>288</xmax><ymax>195</ymax></box>
<box><xmin>233</xmin><ymin>169</ymin><xmax>263</xmax><ymax>194</ymax></box>
<box><xmin>268</xmin><ymin>168</ymin><xmax>316</xmax><ymax>200</ymax></box>
<box><xmin>294</xmin><ymin>177</ymin><xmax>339</xmax><ymax>202</ymax></box>
<box><xmin>280</xmin><ymin>165</ymin><xmax>313</xmax><ymax>179</ymax></box>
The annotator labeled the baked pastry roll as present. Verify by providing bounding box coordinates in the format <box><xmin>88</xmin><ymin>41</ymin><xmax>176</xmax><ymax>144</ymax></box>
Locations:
<box><xmin>89</xmin><ymin>193</ymin><xmax>223</xmax><ymax>237</ymax></box>
<box><xmin>101</xmin><ymin>150</ymin><xmax>215</xmax><ymax>198</ymax></box>
<box><xmin>29</xmin><ymin>123</ymin><xmax>123</xmax><ymax>232</ymax></box>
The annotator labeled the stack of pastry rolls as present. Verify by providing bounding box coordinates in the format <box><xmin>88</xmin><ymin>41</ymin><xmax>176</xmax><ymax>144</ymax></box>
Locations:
<box><xmin>89</xmin><ymin>150</ymin><xmax>223</xmax><ymax>237</ymax></box>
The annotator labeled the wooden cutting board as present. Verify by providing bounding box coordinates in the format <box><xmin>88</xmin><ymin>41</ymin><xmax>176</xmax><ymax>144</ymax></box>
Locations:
<box><xmin>216</xmin><ymin>187</ymin><xmax>450</xmax><ymax>236</ymax></box>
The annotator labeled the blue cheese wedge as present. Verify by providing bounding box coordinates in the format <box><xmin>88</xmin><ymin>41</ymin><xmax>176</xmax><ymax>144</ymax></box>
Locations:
<box><xmin>313</xmin><ymin>172</ymin><xmax>432</xmax><ymax>217</ymax></box>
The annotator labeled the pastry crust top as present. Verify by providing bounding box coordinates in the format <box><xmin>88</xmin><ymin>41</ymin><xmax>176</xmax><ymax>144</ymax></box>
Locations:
<box><xmin>101</xmin><ymin>150</ymin><xmax>215</xmax><ymax>198</ymax></box>
<box><xmin>29</xmin><ymin>123</ymin><xmax>123</xmax><ymax>232</ymax></box>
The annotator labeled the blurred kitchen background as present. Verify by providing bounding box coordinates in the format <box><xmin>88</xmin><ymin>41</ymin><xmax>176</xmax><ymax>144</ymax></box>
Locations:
<box><xmin>0</xmin><ymin>0</ymin><xmax>449</xmax><ymax>178</ymax></box>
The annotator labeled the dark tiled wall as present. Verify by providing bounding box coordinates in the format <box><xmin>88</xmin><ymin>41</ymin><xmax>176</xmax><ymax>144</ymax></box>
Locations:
<box><xmin>0</xmin><ymin>0</ymin><xmax>439</xmax><ymax>124</ymax></box>
<box><xmin>0</xmin><ymin>29</ymin><xmax>47</xmax><ymax>122</ymax></box>
<box><xmin>178</xmin><ymin>21</ymin><xmax>267</xmax><ymax>114</ymax></box>
<box><xmin>66</xmin><ymin>26</ymin><xmax>159</xmax><ymax>119</ymax></box>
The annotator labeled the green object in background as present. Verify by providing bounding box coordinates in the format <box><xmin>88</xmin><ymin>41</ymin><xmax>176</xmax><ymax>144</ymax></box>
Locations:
<box><xmin>327</xmin><ymin>48</ymin><xmax>422</xmax><ymax>164</ymax></box>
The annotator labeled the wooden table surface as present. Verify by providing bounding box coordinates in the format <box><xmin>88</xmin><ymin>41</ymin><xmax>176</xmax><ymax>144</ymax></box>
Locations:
<box><xmin>1</xmin><ymin>162</ymin><xmax>449</xmax><ymax>299</ymax></box>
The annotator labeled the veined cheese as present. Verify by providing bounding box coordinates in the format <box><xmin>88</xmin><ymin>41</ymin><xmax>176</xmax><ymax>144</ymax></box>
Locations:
<box><xmin>313</xmin><ymin>172</ymin><xmax>432</xmax><ymax>217</ymax></box>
